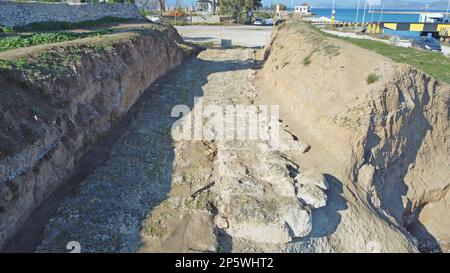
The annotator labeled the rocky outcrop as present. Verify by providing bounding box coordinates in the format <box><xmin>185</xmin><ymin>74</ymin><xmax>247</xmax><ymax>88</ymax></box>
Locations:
<box><xmin>138</xmin><ymin>49</ymin><xmax>329</xmax><ymax>253</ymax></box>
<box><xmin>0</xmin><ymin>24</ymin><xmax>195</xmax><ymax>249</ymax></box>
<box><xmin>257</xmin><ymin>19</ymin><xmax>449</xmax><ymax>252</ymax></box>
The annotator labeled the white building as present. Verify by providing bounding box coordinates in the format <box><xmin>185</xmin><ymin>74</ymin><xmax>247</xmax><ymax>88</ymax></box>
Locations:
<box><xmin>295</xmin><ymin>3</ymin><xmax>312</xmax><ymax>15</ymax></box>
<box><xmin>196</xmin><ymin>0</ymin><xmax>218</xmax><ymax>14</ymax></box>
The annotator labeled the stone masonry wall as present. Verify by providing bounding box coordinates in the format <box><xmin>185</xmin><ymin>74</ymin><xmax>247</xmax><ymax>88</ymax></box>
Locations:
<box><xmin>0</xmin><ymin>1</ymin><xmax>142</xmax><ymax>27</ymax></box>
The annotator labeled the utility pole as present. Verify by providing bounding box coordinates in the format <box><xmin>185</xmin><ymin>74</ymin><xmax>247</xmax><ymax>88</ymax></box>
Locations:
<box><xmin>355</xmin><ymin>0</ymin><xmax>361</xmax><ymax>23</ymax></box>
<box><xmin>446</xmin><ymin>0</ymin><xmax>450</xmax><ymax>20</ymax></box>
<box><xmin>371</xmin><ymin>3</ymin><xmax>374</xmax><ymax>23</ymax></box>
<box><xmin>362</xmin><ymin>0</ymin><xmax>367</xmax><ymax>25</ymax></box>
<box><xmin>379</xmin><ymin>2</ymin><xmax>384</xmax><ymax>23</ymax></box>
<box><xmin>331</xmin><ymin>0</ymin><xmax>336</xmax><ymax>25</ymax></box>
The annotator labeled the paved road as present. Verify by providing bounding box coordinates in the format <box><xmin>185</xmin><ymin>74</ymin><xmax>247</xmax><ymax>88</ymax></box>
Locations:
<box><xmin>175</xmin><ymin>25</ymin><xmax>273</xmax><ymax>48</ymax></box>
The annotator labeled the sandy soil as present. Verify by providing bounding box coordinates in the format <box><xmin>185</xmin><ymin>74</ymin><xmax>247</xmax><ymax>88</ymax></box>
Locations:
<box><xmin>256</xmin><ymin>19</ymin><xmax>450</xmax><ymax>252</ymax></box>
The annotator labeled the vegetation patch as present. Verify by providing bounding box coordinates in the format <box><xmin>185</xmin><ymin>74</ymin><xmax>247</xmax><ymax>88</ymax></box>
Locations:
<box><xmin>0</xmin><ymin>43</ymin><xmax>115</xmax><ymax>80</ymax></box>
<box><xmin>304</xmin><ymin>22</ymin><xmax>450</xmax><ymax>84</ymax></box>
<box><xmin>303</xmin><ymin>55</ymin><xmax>312</xmax><ymax>65</ymax></box>
<box><xmin>341</xmin><ymin>37</ymin><xmax>450</xmax><ymax>84</ymax></box>
<box><xmin>303</xmin><ymin>49</ymin><xmax>318</xmax><ymax>65</ymax></box>
<box><xmin>367</xmin><ymin>73</ymin><xmax>380</xmax><ymax>84</ymax></box>
<box><xmin>0</xmin><ymin>30</ymin><xmax>111</xmax><ymax>52</ymax></box>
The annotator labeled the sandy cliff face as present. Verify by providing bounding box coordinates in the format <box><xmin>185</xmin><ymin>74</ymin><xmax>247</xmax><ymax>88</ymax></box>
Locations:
<box><xmin>0</xmin><ymin>25</ymin><xmax>195</xmax><ymax>249</ymax></box>
<box><xmin>256</xmin><ymin>19</ymin><xmax>450</xmax><ymax>252</ymax></box>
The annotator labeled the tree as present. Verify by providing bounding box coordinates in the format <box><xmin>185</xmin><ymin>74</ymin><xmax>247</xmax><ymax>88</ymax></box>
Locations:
<box><xmin>158</xmin><ymin>0</ymin><xmax>165</xmax><ymax>12</ymax></box>
<box><xmin>219</xmin><ymin>0</ymin><xmax>262</xmax><ymax>18</ymax></box>
<box><xmin>137</xmin><ymin>0</ymin><xmax>151</xmax><ymax>13</ymax></box>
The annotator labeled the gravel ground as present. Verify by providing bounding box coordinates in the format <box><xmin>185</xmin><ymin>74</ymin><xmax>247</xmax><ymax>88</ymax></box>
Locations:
<box><xmin>175</xmin><ymin>25</ymin><xmax>273</xmax><ymax>48</ymax></box>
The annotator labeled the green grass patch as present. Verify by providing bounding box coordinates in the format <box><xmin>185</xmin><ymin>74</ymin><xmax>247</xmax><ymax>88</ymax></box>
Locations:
<box><xmin>195</xmin><ymin>41</ymin><xmax>214</xmax><ymax>48</ymax></box>
<box><xmin>367</xmin><ymin>73</ymin><xmax>380</xmax><ymax>84</ymax></box>
<box><xmin>0</xmin><ymin>43</ymin><xmax>116</xmax><ymax>78</ymax></box>
<box><xmin>0</xmin><ymin>59</ymin><xmax>14</xmax><ymax>70</ymax></box>
<box><xmin>1</xmin><ymin>27</ymin><xmax>15</xmax><ymax>33</ymax></box>
<box><xmin>0</xmin><ymin>30</ymin><xmax>110</xmax><ymax>52</ymax></box>
<box><xmin>303</xmin><ymin>55</ymin><xmax>312</xmax><ymax>65</ymax></box>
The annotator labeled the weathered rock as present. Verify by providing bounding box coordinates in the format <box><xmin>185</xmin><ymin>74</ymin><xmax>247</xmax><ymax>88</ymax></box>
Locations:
<box><xmin>296</xmin><ymin>184</ymin><xmax>327</xmax><ymax>209</ymax></box>
<box><xmin>296</xmin><ymin>170</ymin><xmax>329</xmax><ymax>191</ymax></box>
<box><xmin>183</xmin><ymin>212</ymin><xmax>218</xmax><ymax>252</ymax></box>
<box><xmin>282</xmin><ymin>204</ymin><xmax>312</xmax><ymax>237</ymax></box>
<box><xmin>225</xmin><ymin>195</ymin><xmax>310</xmax><ymax>244</ymax></box>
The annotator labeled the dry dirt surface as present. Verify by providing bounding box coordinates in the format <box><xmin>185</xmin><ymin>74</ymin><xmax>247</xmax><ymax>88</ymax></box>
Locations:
<box><xmin>256</xmin><ymin>19</ymin><xmax>450</xmax><ymax>252</ymax></box>
<box><xmin>175</xmin><ymin>25</ymin><xmax>273</xmax><ymax>48</ymax></box>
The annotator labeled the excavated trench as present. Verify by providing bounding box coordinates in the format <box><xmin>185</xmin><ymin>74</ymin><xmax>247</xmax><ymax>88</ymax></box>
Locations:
<box><xmin>0</xmin><ymin>24</ymin><xmax>196</xmax><ymax>251</ymax></box>
<box><xmin>1</xmin><ymin>19</ymin><xmax>449</xmax><ymax>253</ymax></box>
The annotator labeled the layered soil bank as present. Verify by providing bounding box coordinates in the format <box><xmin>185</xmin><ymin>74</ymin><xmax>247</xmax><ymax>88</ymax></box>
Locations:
<box><xmin>256</xmin><ymin>19</ymin><xmax>449</xmax><ymax>252</ymax></box>
<box><xmin>0</xmin><ymin>24</ymin><xmax>195</xmax><ymax>249</ymax></box>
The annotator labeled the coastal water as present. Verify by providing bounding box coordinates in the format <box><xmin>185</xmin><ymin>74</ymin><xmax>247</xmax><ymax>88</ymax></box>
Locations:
<box><xmin>311</xmin><ymin>8</ymin><xmax>422</xmax><ymax>23</ymax></box>
<box><xmin>311</xmin><ymin>8</ymin><xmax>446</xmax><ymax>37</ymax></box>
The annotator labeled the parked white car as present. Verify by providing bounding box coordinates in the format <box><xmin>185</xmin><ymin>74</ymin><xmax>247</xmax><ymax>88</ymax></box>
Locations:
<box><xmin>146</xmin><ymin>16</ymin><xmax>161</xmax><ymax>24</ymax></box>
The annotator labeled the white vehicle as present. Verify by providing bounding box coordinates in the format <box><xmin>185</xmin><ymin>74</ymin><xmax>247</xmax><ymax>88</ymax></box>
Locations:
<box><xmin>146</xmin><ymin>16</ymin><xmax>161</xmax><ymax>24</ymax></box>
<box><xmin>419</xmin><ymin>13</ymin><xmax>445</xmax><ymax>23</ymax></box>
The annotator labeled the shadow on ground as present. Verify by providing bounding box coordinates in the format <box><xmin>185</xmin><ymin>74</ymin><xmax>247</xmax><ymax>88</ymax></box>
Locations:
<box><xmin>308</xmin><ymin>174</ymin><xmax>348</xmax><ymax>238</ymax></box>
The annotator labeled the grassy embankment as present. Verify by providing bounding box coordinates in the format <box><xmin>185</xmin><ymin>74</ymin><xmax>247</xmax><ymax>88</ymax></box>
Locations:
<box><xmin>0</xmin><ymin>30</ymin><xmax>111</xmax><ymax>52</ymax></box>
<box><xmin>0</xmin><ymin>17</ymin><xmax>146</xmax><ymax>72</ymax></box>
<box><xmin>307</xmin><ymin>23</ymin><xmax>450</xmax><ymax>84</ymax></box>
<box><xmin>342</xmin><ymin>38</ymin><xmax>450</xmax><ymax>84</ymax></box>
<box><xmin>0</xmin><ymin>17</ymin><xmax>141</xmax><ymax>53</ymax></box>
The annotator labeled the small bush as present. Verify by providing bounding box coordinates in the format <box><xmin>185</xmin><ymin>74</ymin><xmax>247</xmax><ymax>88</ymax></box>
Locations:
<box><xmin>2</xmin><ymin>27</ymin><xmax>14</xmax><ymax>33</ymax></box>
<box><xmin>0</xmin><ymin>60</ymin><xmax>14</xmax><ymax>71</ymax></box>
<box><xmin>303</xmin><ymin>50</ymin><xmax>317</xmax><ymax>66</ymax></box>
<box><xmin>303</xmin><ymin>56</ymin><xmax>311</xmax><ymax>65</ymax></box>
<box><xmin>367</xmin><ymin>73</ymin><xmax>379</xmax><ymax>84</ymax></box>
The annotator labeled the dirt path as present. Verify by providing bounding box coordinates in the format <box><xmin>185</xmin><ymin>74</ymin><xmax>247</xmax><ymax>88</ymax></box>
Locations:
<box><xmin>137</xmin><ymin>48</ymin><xmax>322</xmax><ymax>253</ymax></box>
<box><xmin>30</xmin><ymin>48</ymin><xmax>261</xmax><ymax>252</ymax></box>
